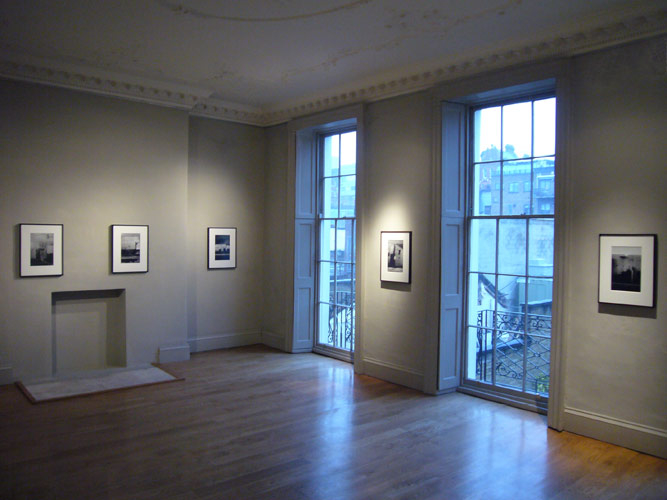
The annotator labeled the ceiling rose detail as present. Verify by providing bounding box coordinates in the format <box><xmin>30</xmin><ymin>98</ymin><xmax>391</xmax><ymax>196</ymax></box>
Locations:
<box><xmin>158</xmin><ymin>0</ymin><xmax>372</xmax><ymax>22</ymax></box>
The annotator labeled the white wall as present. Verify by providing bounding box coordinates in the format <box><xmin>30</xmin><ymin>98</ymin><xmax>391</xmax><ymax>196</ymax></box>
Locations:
<box><xmin>0</xmin><ymin>80</ymin><xmax>189</xmax><ymax>380</ymax></box>
<box><xmin>187</xmin><ymin>116</ymin><xmax>266</xmax><ymax>352</ymax></box>
<box><xmin>262</xmin><ymin>124</ymin><xmax>289</xmax><ymax>349</ymax></box>
<box><xmin>360</xmin><ymin>91</ymin><xmax>434</xmax><ymax>389</ymax></box>
<box><xmin>560</xmin><ymin>38</ymin><xmax>666</xmax><ymax>457</ymax></box>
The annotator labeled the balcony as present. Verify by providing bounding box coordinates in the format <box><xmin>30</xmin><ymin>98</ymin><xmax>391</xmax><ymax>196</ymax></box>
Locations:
<box><xmin>322</xmin><ymin>289</ymin><xmax>355</xmax><ymax>352</ymax></box>
<box><xmin>475</xmin><ymin>309</ymin><xmax>551</xmax><ymax>395</ymax></box>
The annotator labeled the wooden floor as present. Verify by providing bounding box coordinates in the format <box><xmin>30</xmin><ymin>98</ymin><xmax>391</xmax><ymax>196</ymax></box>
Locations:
<box><xmin>1</xmin><ymin>345</ymin><xmax>665</xmax><ymax>499</ymax></box>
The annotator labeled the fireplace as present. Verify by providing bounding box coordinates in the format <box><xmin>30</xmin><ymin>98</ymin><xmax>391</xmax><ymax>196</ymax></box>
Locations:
<box><xmin>51</xmin><ymin>289</ymin><xmax>126</xmax><ymax>374</ymax></box>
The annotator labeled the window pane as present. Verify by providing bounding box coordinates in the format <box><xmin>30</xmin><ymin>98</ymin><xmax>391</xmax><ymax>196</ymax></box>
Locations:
<box><xmin>525</xmin><ymin>277</ymin><xmax>552</xmax><ymax>395</ymax></box>
<box><xmin>469</xmin><ymin>326</ymin><xmax>493</xmax><ymax>382</ymax></box>
<box><xmin>318</xmin><ymin>302</ymin><xmax>335</xmax><ymax>345</ymax></box>
<box><xmin>319</xmin><ymin>219</ymin><xmax>336</xmax><ymax>261</ymax></box>
<box><xmin>525</xmin><ymin>278</ymin><xmax>553</xmax><ymax>322</ymax></box>
<box><xmin>474</xmin><ymin>106</ymin><xmax>501</xmax><ymax>162</ymax></box>
<box><xmin>336</xmin><ymin>219</ymin><xmax>355</xmax><ymax>263</ymax></box>
<box><xmin>503</xmin><ymin>101</ymin><xmax>532</xmax><ymax>159</ymax></box>
<box><xmin>334</xmin><ymin>305</ymin><xmax>355</xmax><ymax>350</ymax></box>
<box><xmin>528</xmin><ymin>218</ymin><xmax>554</xmax><ymax>277</ymax></box>
<box><xmin>526</xmin><ymin>349</ymin><xmax>550</xmax><ymax>395</ymax></box>
<box><xmin>534</xmin><ymin>98</ymin><xmax>555</xmax><ymax>157</ymax></box>
<box><xmin>335</xmin><ymin>263</ymin><xmax>354</xmax><ymax>306</ymax></box>
<box><xmin>502</xmin><ymin>160</ymin><xmax>530</xmax><ymax>215</ymax></box>
<box><xmin>469</xmin><ymin>219</ymin><xmax>496</xmax><ymax>274</ymax></box>
<box><xmin>318</xmin><ymin>262</ymin><xmax>335</xmax><ymax>303</ymax></box>
<box><xmin>498</xmin><ymin>219</ymin><xmax>526</xmax><ymax>275</ymax></box>
<box><xmin>340</xmin><ymin>131</ymin><xmax>356</xmax><ymax>175</ymax></box>
<box><xmin>322</xmin><ymin>134</ymin><xmax>339</xmax><ymax>177</ymax></box>
<box><xmin>467</xmin><ymin>273</ymin><xmax>497</xmax><ymax>327</ymax></box>
<box><xmin>473</xmin><ymin>162</ymin><xmax>500</xmax><ymax>215</ymax></box>
<box><xmin>339</xmin><ymin>175</ymin><xmax>356</xmax><ymax>217</ymax></box>
<box><xmin>322</xmin><ymin>177</ymin><xmax>339</xmax><ymax>218</ymax></box>
<box><xmin>494</xmin><ymin>329</ymin><xmax>524</xmax><ymax>390</ymax></box>
<box><xmin>533</xmin><ymin>157</ymin><xmax>555</xmax><ymax>215</ymax></box>
<box><xmin>497</xmin><ymin>274</ymin><xmax>521</xmax><ymax>313</ymax></box>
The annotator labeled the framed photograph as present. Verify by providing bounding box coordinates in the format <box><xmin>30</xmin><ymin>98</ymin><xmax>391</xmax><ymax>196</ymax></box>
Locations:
<box><xmin>20</xmin><ymin>224</ymin><xmax>63</xmax><ymax>277</ymax></box>
<box><xmin>112</xmin><ymin>225</ymin><xmax>149</xmax><ymax>273</ymax></box>
<box><xmin>208</xmin><ymin>227</ymin><xmax>237</xmax><ymax>269</ymax></box>
<box><xmin>599</xmin><ymin>234</ymin><xmax>656</xmax><ymax>307</ymax></box>
<box><xmin>381</xmin><ymin>231</ymin><xmax>411</xmax><ymax>283</ymax></box>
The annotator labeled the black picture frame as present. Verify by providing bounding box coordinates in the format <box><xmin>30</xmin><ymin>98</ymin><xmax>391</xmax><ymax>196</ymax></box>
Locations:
<box><xmin>19</xmin><ymin>223</ymin><xmax>64</xmax><ymax>277</ymax></box>
<box><xmin>111</xmin><ymin>225</ymin><xmax>149</xmax><ymax>274</ymax></box>
<box><xmin>381</xmin><ymin>231</ymin><xmax>412</xmax><ymax>283</ymax></box>
<box><xmin>598</xmin><ymin>234</ymin><xmax>656</xmax><ymax>307</ymax></box>
<box><xmin>208</xmin><ymin>227</ymin><xmax>237</xmax><ymax>269</ymax></box>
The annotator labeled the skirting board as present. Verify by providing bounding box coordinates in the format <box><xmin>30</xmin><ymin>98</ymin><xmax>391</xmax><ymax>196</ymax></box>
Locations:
<box><xmin>563</xmin><ymin>406</ymin><xmax>667</xmax><ymax>459</ymax></box>
<box><xmin>188</xmin><ymin>331</ymin><xmax>261</xmax><ymax>353</ymax></box>
<box><xmin>261</xmin><ymin>331</ymin><xmax>285</xmax><ymax>351</ymax></box>
<box><xmin>362</xmin><ymin>357</ymin><xmax>424</xmax><ymax>392</ymax></box>
<box><xmin>0</xmin><ymin>366</ymin><xmax>13</xmax><ymax>386</ymax></box>
<box><xmin>158</xmin><ymin>345</ymin><xmax>190</xmax><ymax>364</ymax></box>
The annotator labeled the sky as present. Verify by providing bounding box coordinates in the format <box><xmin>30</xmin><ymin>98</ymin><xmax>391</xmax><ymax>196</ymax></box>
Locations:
<box><xmin>476</xmin><ymin>97</ymin><xmax>555</xmax><ymax>161</ymax></box>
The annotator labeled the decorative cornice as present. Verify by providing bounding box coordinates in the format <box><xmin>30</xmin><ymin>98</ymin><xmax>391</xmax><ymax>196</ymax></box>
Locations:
<box><xmin>0</xmin><ymin>60</ymin><xmax>201</xmax><ymax>109</ymax></box>
<box><xmin>1</xmin><ymin>9</ymin><xmax>664</xmax><ymax>127</ymax></box>
<box><xmin>263</xmin><ymin>10</ymin><xmax>667</xmax><ymax>126</ymax></box>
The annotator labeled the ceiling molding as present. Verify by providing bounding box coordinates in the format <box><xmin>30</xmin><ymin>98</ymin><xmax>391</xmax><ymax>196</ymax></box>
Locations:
<box><xmin>262</xmin><ymin>9</ymin><xmax>666</xmax><ymax>126</ymax></box>
<box><xmin>1</xmin><ymin>8</ymin><xmax>664</xmax><ymax>127</ymax></box>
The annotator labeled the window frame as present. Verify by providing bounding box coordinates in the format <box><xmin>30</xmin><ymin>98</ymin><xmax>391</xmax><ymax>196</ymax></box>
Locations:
<box><xmin>460</xmin><ymin>91</ymin><xmax>556</xmax><ymax>414</ymax></box>
<box><xmin>314</xmin><ymin>126</ymin><xmax>358</xmax><ymax>361</ymax></box>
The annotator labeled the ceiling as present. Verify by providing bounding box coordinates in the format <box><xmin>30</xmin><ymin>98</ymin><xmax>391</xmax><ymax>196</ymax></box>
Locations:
<box><xmin>0</xmin><ymin>1</ymin><xmax>664</xmax><ymax>125</ymax></box>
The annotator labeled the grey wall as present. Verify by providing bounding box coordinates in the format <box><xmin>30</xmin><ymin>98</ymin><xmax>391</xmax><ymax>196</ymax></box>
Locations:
<box><xmin>360</xmin><ymin>91</ymin><xmax>434</xmax><ymax>388</ymax></box>
<box><xmin>0</xmin><ymin>80</ymin><xmax>189</xmax><ymax>380</ymax></box>
<box><xmin>187</xmin><ymin>117</ymin><xmax>266</xmax><ymax>351</ymax></box>
<box><xmin>262</xmin><ymin>123</ymin><xmax>289</xmax><ymax>349</ymax></box>
<box><xmin>560</xmin><ymin>38</ymin><xmax>666</xmax><ymax>456</ymax></box>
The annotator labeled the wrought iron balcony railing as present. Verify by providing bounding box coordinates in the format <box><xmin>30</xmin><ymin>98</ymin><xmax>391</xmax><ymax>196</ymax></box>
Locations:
<box><xmin>475</xmin><ymin>309</ymin><xmax>551</xmax><ymax>394</ymax></box>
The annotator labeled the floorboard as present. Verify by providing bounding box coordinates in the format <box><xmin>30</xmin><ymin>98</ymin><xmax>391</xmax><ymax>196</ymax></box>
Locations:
<box><xmin>0</xmin><ymin>345</ymin><xmax>665</xmax><ymax>499</ymax></box>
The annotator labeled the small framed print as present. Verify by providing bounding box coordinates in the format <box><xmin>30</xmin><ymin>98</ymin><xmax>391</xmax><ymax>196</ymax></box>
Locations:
<box><xmin>208</xmin><ymin>227</ymin><xmax>237</xmax><ymax>269</ymax></box>
<box><xmin>381</xmin><ymin>231</ymin><xmax>411</xmax><ymax>283</ymax></box>
<box><xmin>112</xmin><ymin>225</ymin><xmax>149</xmax><ymax>273</ymax></box>
<box><xmin>20</xmin><ymin>224</ymin><xmax>63</xmax><ymax>277</ymax></box>
<box><xmin>599</xmin><ymin>234</ymin><xmax>656</xmax><ymax>307</ymax></box>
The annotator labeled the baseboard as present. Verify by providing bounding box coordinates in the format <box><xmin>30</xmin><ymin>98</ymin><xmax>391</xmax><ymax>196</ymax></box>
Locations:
<box><xmin>362</xmin><ymin>357</ymin><xmax>424</xmax><ymax>392</ymax></box>
<box><xmin>261</xmin><ymin>331</ymin><xmax>285</xmax><ymax>351</ymax></box>
<box><xmin>0</xmin><ymin>365</ymin><xmax>13</xmax><ymax>386</ymax></box>
<box><xmin>157</xmin><ymin>345</ymin><xmax>191</xmax><ymax>364</ymax></box>
<box><xmin>188</xmin><ymin>331</ymin><xmax>262</xmax><ymax>353</ymax></box>
<box><xmin>458</xmin><ymin>384</ymin><xmax>548</xmax><ymax>415</ymax></box>
<box><xmin>563</xmin><ymin>406</ymin><xmax>667</xmax><ymax>459</ymax></box>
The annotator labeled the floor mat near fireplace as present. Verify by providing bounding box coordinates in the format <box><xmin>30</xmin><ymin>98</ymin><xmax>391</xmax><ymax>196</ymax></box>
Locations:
<box><xmin>17</xmin><ymin>365</ymin><xmax>183</xmax><ymax>403</ymax></box>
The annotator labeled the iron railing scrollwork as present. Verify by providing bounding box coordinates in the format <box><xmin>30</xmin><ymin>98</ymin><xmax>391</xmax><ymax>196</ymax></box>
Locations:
<box><xmin>327</xmin><ymin>290</ymin><xmax>355</xmax><ymax>351</ymax></box>
<box><xmin>476</xmin><ymin>309</ymin><xmax>551</xmax><ymax>393</ymax></box>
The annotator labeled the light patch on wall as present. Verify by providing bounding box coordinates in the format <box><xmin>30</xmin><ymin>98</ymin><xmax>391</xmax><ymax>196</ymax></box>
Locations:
<box><xmin>375</xmin><ymin>196</ymin><xmax>411</xmax><ymax>233</ymax></box>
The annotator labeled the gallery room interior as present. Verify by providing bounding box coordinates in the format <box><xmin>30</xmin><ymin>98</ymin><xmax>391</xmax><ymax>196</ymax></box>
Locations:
<box><xmin>0</xmin><ymin>1</ymin><xmax>665</xmax><ymax>498</ymax></box>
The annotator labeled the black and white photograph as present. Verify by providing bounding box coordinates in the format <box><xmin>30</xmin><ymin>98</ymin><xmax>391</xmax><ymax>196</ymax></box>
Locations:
<box><xmin>599</xmin><ymin>234</ymin><xmax>655</xmax><ymax>307</ymax></box>
<box><xmin>611</xmin><ymin>246</ymin><xmax>641</xmax><ymax>292</ymax></box>
<box><xmin>20</xmin><ymin>224</ymin><xmax>63</xmax><ymax>277</ymax></box>
<box><xmin>31</xmin><ymin>232</ymin><xmax>54</xmax><ymax>266</ymax></box>
<box><xmin>215</xmin><ymin>234</ymin><xmax>231</xmax><ymax>261</ymax></box>
<box><xmin>387</xmin><ymin>239</ymin><xmax>404</xmax><ymax>273</ymax></box>
<box><xmin>381</xmin><ymin>231</ymin><xmax>411</xmax><ymax>283</ymax></box>
<box><xmin>121</xmin><ymin>233</ymin><xmax>141</xmax><ymax>263</ymax></box>
<box><xmin>112</xmin><ymin>225</ymin><xmax>149</xmax><ymax>273</ymax></box>
<box><xmin>208</xmin><ymin>227</ymin><xmax>236</xmax><ymax>269</ymax></box>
